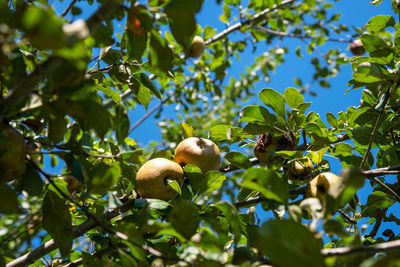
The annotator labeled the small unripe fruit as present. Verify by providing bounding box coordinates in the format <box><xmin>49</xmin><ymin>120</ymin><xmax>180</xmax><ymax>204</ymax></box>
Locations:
<box><xmin>188</xmin><ymin>36</ymin><xmax>205</xmax><ymax>58</ymax></box>
<box><xmin>174</xmin><ymin>137</ymin><xmax>221</xmax><ymax>173</ymax></box>
<box><xmin>350</xmin><ymin>39</ymin><xmax>366</xmax><ymax>56</ymax></box>
<box><xmin>306</xmin><ymin>172</ymin><xmax>340</xmax><ymax>201</ymax></box>
<box><xmin>288</xmin><ymin>157</ymin><xmax>314</xmax><ymax>184</ymax></box>
<box><xmin>136</xmin><ymin>158</ymin><xmax>184</xmax><ymax>200</ymax></box>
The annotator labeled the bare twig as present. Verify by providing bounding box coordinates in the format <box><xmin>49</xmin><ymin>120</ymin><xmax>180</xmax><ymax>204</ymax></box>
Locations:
<box><xmin>360</xmin><ymin>85</ymin><xmax>392</xmax><ymax>169</ymax></box>
<box><xmin>366</xmin><ymin>176</ymin><xmax>400</xmax><ymax>203</ymax></box>
<box><xmin>204</xmin><ymin>0</ymin><xmax>297</xmax><ymax>45</ymax></box>
<box><xmin>61</xmin><ymin>0</ymin><xmax>78</xmax><ymax>17</ymax></box>
<box><xmin>254</xmin><ymin>26</ymin><xmax>352</xmax><ymax>43</ymax></box>
<box><xmin>338</xmin><ymin>210</ymin><xmax>357</xmax><ymax>224</ymax></box>
<box><xmin>368</xmin><ymin>208</ymin><xmax>387</xmax><ymax>238</ymax></box>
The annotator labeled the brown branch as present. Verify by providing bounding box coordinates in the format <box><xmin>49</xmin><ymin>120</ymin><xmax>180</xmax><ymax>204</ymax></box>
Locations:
<box><xmin>61</xmin><ymin>0</ymin><xmax>78</xmax><ymax>17</ymax></box>
<box><xmin>362</xmin><ymin>164</ymin><xmax>400</xmax><ymax>177</ymax></box>
<box><xmin>360</xmin><ymin>85</ymin><xmax>392</xmax><ymax>169</ymax></box>
<box><xmin>338</xmin><ymin>210</ymin><xmax>357</xmax><ymax>224</ymax></box>
<box><xmin>204</xmin><ymin>0</ymin><xmax>297</xmax><ymax>46</ymax></box>
<box><xmin>254</xmin><ymin>26</ymin><xmax>352</xmax><ymax>43</ymax></box>
<box><xmin>366</xmin><ymin>176</ymin><xmax>400</xmax><ymax>203</ymax></box>
<box><xmin>321</xmin><ymin>239</ymin><xmax>400</xmax><ymax>257</ymax></box>
<box><xmin>368</xmin><ymin>208</ymin><xmax>387</xmax><ymax>238</ymax></box>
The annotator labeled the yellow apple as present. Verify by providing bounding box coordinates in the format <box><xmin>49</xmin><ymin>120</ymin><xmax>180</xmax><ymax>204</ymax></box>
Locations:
<box><xmin>350</xmin><ymin>39</ymin><xmax>365</xmax><ymax>56</ymax></box>
<box><xmin>61</xmin><ymin>175</ymin><xmax>81</xmax><ymax>193</ymax></box>
<box><xmin>254</xmin><ymin>133</ymin><xmax>294</xmax><ymax>164</ymax></box>
<box><xmin>174</xmin><ymin>137</ymin><xmax>221</xmax><ymax>173</ymax></box>
<box><xmin>306</xmin><ymin>172</ymin><xmax>340</xmax><ymax>201</ymax></box>
<box><xmin>188</xmin><ymin>36</ymin><xmax>205</xmax><ymax>58</ymax></box>
<box><xmin>288</xmin><ymin>157</ymin><xmax>314</xmax><ymax>184</ymax></box>
<box><xmin>136</xmin><ymin>158</ymin><xmax>184</xmax><ymax>200</ymax></box>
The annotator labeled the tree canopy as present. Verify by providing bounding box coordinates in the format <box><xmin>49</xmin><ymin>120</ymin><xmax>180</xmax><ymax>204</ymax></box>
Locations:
<box><xmin>1</xmin><ymin>0</ymin><xmax>400</xmax><ymax>266</ymax></box>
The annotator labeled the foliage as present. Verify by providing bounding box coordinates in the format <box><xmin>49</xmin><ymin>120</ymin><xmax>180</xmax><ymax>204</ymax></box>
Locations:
<box><xmin>1</xmin><ymin>0</ymin><xmax>400</xmax><ymax>266</ymax></box>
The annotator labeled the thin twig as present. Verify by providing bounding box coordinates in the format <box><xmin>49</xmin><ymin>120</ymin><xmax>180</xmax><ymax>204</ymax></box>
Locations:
<box><xmin>254</xmin><ymin>26</ymin><xmax>352</xmax><ymax>43</ymax></box>
<box><xmin>61</xmin><ymin>0</ymin><xmax>78</xmax><ymax>17</ymax></box>
<box><xmin>338</xmin><ymin>210</ymin><xmax>357</xmax><ymax>224</ymax></box>
<box><xmin>360</xmin><ymin>85</ymin><xmax>392</xmax><ymax>169</ymax></box>
<box><xmin>366</xmin><ymin>176</ymin><xmax>400</xmax><ymax>203</ymax></box>
<box><xmin>204</xmin><ymin>0</ymin><xmax>297</xmax><ymax>45</ymax></box>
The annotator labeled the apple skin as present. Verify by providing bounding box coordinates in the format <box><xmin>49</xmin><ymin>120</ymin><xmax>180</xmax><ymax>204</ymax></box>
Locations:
<box><xmin>305</xmin><ymin>172</ymin><xmax>340</xmax><ymax>201</ymax></box>
<box><xmin>136</xmin><ymin>158</ymin><xmax>184</xmax><ymax>200</ymax></box>
<box><xmin>0</xmin><ymin>125</ymin><xmax>26</xmax><ymax>182</ymax></box>
<box><xmin>350</xmin><ymin>39</ymin><xmax>366</xmax><ymax>56</ymax></box>
<box><xmin>254</xmin><ymin>133</ymin><xmax>294</xmax><ymax>164</ymax></box>
<box><xmin>288</xmin><ymin>157</ymin><xmax>314</xmax><ymax>184</ymax></box>
<box><xmin>188</xmin><ymin>36</ymin><xmax>205</xmax><ymax>58</ymax></box>
<box><xmin>174</xmin><ymin>137</ymin><xmax>221</xmax><ymax>173</ymax></box>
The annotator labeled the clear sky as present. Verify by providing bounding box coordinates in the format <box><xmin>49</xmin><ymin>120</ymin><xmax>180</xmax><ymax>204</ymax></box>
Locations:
<box><xmin>50</xmin><ymin>0</ymin><xmax>398</xmax><ymax>237</ymax></box>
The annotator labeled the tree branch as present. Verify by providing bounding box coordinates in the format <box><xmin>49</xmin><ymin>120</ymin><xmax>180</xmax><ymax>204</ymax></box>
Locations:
<box><xmin>321</xmin><ymin>239</ymin><xmax>400</xmax><ymax>257</ymax></box>
<box><xmin>61</xmin><ymin>0</ymin><xmax>78</xmax><ymax>17</ymax></box>
<box><xmin>254</xmin><ymin>26</ymin><xmax>352</xmax><ymax>43</ymax></box>
<box><xmin>204</xmin><ymin>0</ymin><xmax>297</xmax><ymax>45</ymax></box>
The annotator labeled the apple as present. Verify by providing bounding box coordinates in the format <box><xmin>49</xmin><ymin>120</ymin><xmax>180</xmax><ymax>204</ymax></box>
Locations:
<box><xmin>254</xmin><ymin>133</ymin><xmax>294</xmax><ymax>163</ymax></box>
<box><xmin>174</xmin><ymin>137</ymin><xmax>221</xmax><ymax>173</ymax></box>
<box><xmin>188</xmin><ymin>36</ymin><xmax>205</xmax><ymax>58</ymax></box>
<box><xmin>0</xmin><ymin>124</ymin><xmax>26</xmax><ymax>182</ymax></box>
<box><xmin>288</xmin><ymin>157</ymin><xmax>314</xmax><ymax>184</ymax></box>
<box><xmin>136</xmin><ymin>158</ymin><xmax>184</xmax><ymax>200</ymax></box>
<box><xmin>349</xmin><ymin>39</ymin><xmax>365</xmax><ymax>56</ymax></box>
<box><xmin>305</xmin><ymin>172</ymin><xmax>340</xmax><ymax>201</ymax></box>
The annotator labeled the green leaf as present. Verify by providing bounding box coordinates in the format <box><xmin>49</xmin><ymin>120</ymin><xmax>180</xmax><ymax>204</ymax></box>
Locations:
<box><xmin>204</xmin><ymin>171</ymin><xmax>226</xmax><ymax>194</ymax></box>
<box><xmin>126</xmin><ymin>7</ymin><xmax>151</xmax><ymax>60</ymax></box>
<box><xmin>209</xmin><ymin>125</ymin><xmax>243</xmax><ymax>143</ymax></box>
<box><xmin>326</xmin><ymin>112</ymin><xmax>338</xmax><ymax>129</ymax></box>
<box><xmin>149</xmin><ymin>30</ymin><xmax>174</xmax><ymax>73</ymax></box>
<box><xmin>0</xmin><ymin>182</ymin><xmax>20</xmax><ymax>214</ymax></box>
<box><xmin>214</xmin><ymin>201</ymin><xmax>241</xmax><ymax>243</ymax></box>
<box><xmin>238</xmin><ymin>105</ymin><xmax>279</xmax><ymax>124</ymax></box>
<box><xmin>366</xmin><ymin>15</ymin><xmax>395</xmax><ymax>32</ymax></box>
<box><xmin>16</xmin><ymin>164</ymin><xmax>43</xmax><ymax>196</ymax></box>
<box><xmin>139</xmin><ymin>73</ymin><xmax>162</xmax><ymax>99</ymax></box>
<box><xmin>284</xmin><ymin>87</ymin><xmax>304</xmax><ymax>109</ymax></box>
<box><xmin>169</xmin><ymin>200</ymin><xmax>199</xmax><ymax>239</ymax></box>
<box><xmin>259</xmin><ymin>88</ymin><xmax>286</xmax><ymax>118</ymax></box>
<box><xmin>241</xmin><ymin>168</ymin><xmax>288</xmax><ymax>202</ymax></box>
<box><xmin>181</xmin><ymin>122</ymin><xmax>195</xmax><ymax>138</ymax></box>
<box><xmin>167</xmin><ymin>179</ymin><xmax>182</xmax><ymax>195</ymax></box>
<box><xmin>115</xmin><ymin>104</ymin><xmax>130</xmax><ymax>144</ymax></box>
<box><xmin>225</xmin><ymin>151</ymin><xmax>252</xmax><ymax>170</ymax></box>
<box><xmin>42</xmin><ymin>191</ymin><xmax>72</xmax><ymax>257</ymax></box>
<box><xmin>129</xmin><ymin>77</ymin><xmax>151</xmax><ymax>110</ymax></box>
<box><xmin>184</xmin><ymin>164</ymin><xmax>204</xmax><ymax>195</ymax></box>
<box><xmin>248</xmin><ymin>220</ymin><xmax>324</xmax><ymax>267</ymax></box>
<box><xmin>352</xmin><ymin>62</ymin><xmax>384</xmax><ymax>83</ymax></box>
<box><xmin>97</xmin><ymin>85</ymin><xmax>121</xmax><ymax>103</ymax></box>
<box><xmin>164</xmin><ymin>0</ymin><xmax>203</xmax><ymax>48</ymax></box>
<box><xmin>366</xmin><ymin>191</ymin><xmax>396</xmax><ymax>209</ymax></box>
<box><xmin>88</xmin><ymin>162</ymin><xmax>120</xmax><ymax>196</ymax></box>
<box><xmin>135</xmin><ymin>198</ymin><xmax>170</xmax><ymax>209</ymax></box>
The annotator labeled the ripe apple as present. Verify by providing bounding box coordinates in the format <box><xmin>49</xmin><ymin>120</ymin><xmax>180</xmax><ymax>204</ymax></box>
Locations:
<box><xmin>305</xmin><ymin>172</ymin><xmax>340</xmax><ymax>201</ymax></box>
<box><xmin>254</xmin><ymin>133</ymin><xmax>294</xmax><ymax>163</ymax></box>
<box><xmin>136</xmin><ymin>158</ymin><xmax>184</xmax><ymax>200</ymax></box>
<box><xmin>350</xmin><ymin>39</ymin><xmax>365</xmax><ymax>56</ymax></box>
<box><xmin>288</xmin><ymin>157</ymin><xmax>314</xmax><ymax>184</ymax></box>
<box><xmin>61</xmin><ymin>175</ymin><xmax>81</xmax><ymax>193</ymax></box>
<box><xmin>174</xmin><ymin>137</ymin><xmax>221</xmax><ymax>173</ymax></box>
<box><xmin>188</xmin><ymin>36</ymin><xmax>205</xmax><ymax>58</ymax></box>
<box><xmin>0</xmin><ymin>124</ymin><xmax>26</xmax><ymax>182</ymax></box>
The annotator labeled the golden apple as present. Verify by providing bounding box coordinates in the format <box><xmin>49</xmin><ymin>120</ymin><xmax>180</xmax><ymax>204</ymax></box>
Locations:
<box><xmin>188</xmin><ymin>36</ymin><xmax>205</xmax><ymax>58</ymax></box>
<box><xmin>0</xmin><ymin>124</ymin><xmax>26</xmax><ymax>182</ymax></box>
<box><xmin>136</xmin><ymin>158</ymin><xmax>184</xmax><ymax>200</ymax></box>
<box><xmin>254</xmin><ymin>133</ymin><xmax>294</xmax><ymax>164</ymax></box>
<box><xmin>349</xmin><ymin>39</ymin><xmax>365</xmax><ymax>56</ymax></box>
<box><xmin>288</xmin><ymin>157</ymin><xmax>314</xmax><ymax>184</ymax></box>
<box><xmin>174</xmin><ymin>137</ymin><xmax>221</xmax><ymax>173</ymax></box>
<box><xmin>306</xmin><ymin>172</ymin><xmax>340</xmax><ymax>201</ymax></box>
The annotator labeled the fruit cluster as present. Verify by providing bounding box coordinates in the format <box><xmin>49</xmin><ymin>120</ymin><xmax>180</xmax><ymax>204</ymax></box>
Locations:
<box><xmin>135</xmin><ymin>137</ymin><xmax>221</xmax><ymax>200</ymax></box>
